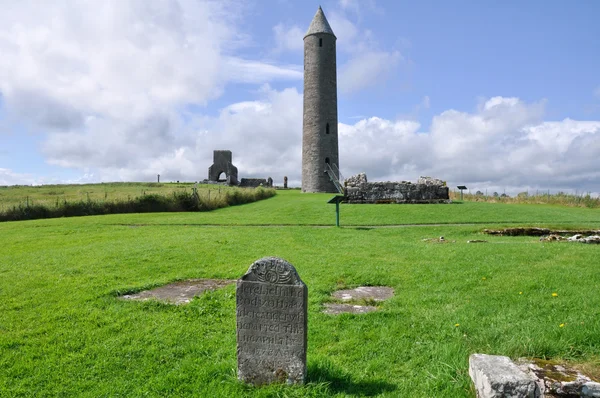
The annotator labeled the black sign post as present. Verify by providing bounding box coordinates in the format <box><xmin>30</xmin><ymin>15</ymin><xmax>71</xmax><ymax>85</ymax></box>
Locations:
<box><xmin>327</xmin><ymin>195</ymin><xmax>344</xmax><ymax>227</ymax></box>
<box><xmin>457</xmin><ymin>186</ymin><xmax>467</xmax><ymax>201</ymax></box>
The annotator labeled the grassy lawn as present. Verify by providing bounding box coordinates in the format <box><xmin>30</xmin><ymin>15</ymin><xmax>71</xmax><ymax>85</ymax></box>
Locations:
<box><xmin>1</xmin><ymin>189</ymin><xmax>599</xmax><ymax>397</ymax></box>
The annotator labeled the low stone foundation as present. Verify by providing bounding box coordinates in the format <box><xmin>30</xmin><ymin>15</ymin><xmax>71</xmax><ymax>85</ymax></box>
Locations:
<box><xmin>344</xmin><ymin>173</ymin><xmax>450</xmax><ymax>204</ymax></box>
<box><xmin>239</xmin><ymin>178</ymin><xmax>273</xmax><ymax>188</ymax></box>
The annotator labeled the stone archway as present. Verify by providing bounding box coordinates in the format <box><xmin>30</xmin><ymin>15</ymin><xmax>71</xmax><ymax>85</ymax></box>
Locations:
<box><xmin>208</xmin><ymin>150</ymin><xmax>238</xmax><ymax>185</ymax></box>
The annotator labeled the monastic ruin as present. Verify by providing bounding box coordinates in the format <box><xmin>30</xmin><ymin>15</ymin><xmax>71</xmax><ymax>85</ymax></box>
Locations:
<box><xmin>208</xmin><ymin>150</ymin><xmax>238</xmax><ymax>185</ymax></box>
<box><xmin>344</xmin><ymin>174</ymin><xmax>450</xmax><ymax>204</ymax></box>
<box><xmin>205</xmin><ymin>150</ymin><xmax>272</xmax><ymax>187</ymax></box>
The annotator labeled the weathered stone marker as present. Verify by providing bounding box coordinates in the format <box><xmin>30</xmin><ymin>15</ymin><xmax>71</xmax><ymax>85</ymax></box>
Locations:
<box><xmin>236</xmin><ymin>257</ymin><xmax>307</xmax><ymax>385</ymax></box>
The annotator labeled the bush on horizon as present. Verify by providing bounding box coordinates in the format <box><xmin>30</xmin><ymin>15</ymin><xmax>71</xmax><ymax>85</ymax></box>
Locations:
<box><xmin>0</xmin><ymin>187</ymin><xmax>276</xmax><ymax>222</ymax></box>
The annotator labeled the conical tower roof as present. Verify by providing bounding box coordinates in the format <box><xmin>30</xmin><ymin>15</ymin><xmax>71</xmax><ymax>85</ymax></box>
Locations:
<box><xmin>304</xmin><ymin>6</ymin><xmax>336</xmax><ymax>39</ymax></box>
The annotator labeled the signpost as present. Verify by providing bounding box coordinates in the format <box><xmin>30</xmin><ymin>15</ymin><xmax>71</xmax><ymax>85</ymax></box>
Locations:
<box><xmin>457</xmin><ymin>185</ymin><xmax>467</xmax><ymax>201</ymax></box>
<box><xmin>327</xmin><ymin>195</ymin><xmax>344</xmax><ymax>227</ymax></box>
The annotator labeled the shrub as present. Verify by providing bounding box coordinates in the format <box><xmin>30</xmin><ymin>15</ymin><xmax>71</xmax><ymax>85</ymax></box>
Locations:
<box><xmin>0</xmin><ymin>187</ymin><xmax>276</xmax><ymax>222</ymax></box>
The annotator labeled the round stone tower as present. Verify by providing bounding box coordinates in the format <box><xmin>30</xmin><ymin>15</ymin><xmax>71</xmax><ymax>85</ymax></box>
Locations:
<box><xmin>302</xmin><ymin>7</ymin><xmax>339</xmax><ymax>193</ymax></box>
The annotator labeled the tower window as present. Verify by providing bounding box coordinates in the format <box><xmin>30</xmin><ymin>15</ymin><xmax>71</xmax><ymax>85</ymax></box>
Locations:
<box><xmin>319</xmin><ymin>38</ymin><xmax>323</xmax><ymax>47</ymax></box>
<box><xmin>325</xmin><ymin>157</ymin><xmax>330</xmax><ymax>165</ymax></box>
<box><xmin>325</xmin><ymin>123</ymin><xmax>330</xmax><ymax>134</ymax></box>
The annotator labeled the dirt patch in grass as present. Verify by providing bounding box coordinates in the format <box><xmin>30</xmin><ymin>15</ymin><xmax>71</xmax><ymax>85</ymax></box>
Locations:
<box><xmin>120</xmin><ymin>279</ymin><xmax>235</xmax><ymax>305</ymax></box>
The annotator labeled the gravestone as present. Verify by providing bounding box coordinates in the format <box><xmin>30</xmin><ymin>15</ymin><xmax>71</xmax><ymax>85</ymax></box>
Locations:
<box><xmin>236</xmin><ymin>257</ymin><xmax>308</xmax><ymax>385</ymax></box>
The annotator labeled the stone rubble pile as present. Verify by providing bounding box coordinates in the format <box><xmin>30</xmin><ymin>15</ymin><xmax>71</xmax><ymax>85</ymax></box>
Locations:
<box><xmin>540</xmin><ymin>234</ymin><xmax>600</xmax><ymax>244</ymax></box>
<box><xmin>567</xmin><ymin>234</ymin><xmax>600</xmax><ymax>244</ymax></box>
<box><xmin>344</xmin><ymin>173</ymin><xmax>368</xmax><ymax>187</ymax></box>
<box><xmin>417</xmin><ymin>176</ymin><xmax>446</xmax><ymax>186</ymax></box>
<box><xmin>469</xmin><ymin>354</ymin><xmax>600</xmax><ymax>398</ymax></box>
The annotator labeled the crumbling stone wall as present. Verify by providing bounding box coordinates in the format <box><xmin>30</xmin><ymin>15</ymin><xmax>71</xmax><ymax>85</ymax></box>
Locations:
<box><xmin>344</xmin><ymin>173</ymin><xmax>450</xmax><ymax>204</ymax></box>
<box><xmin>239</xmin><ymin>178</ymin><xmax>272</xmax><ymax>188</ymax></box>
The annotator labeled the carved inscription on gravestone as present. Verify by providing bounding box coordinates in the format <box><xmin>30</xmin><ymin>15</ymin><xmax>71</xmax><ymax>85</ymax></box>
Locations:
<box><xmin>236</xmin><ymin>257</ymin><xmax>308</xmax><ymax>385</ymax></box>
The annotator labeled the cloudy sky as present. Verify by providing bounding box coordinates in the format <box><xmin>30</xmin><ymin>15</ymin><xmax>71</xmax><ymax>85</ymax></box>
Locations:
<box><xmin>1</xmin><ymin>0</ymin><xmax>599</xmax><ymax>195</ymax></box>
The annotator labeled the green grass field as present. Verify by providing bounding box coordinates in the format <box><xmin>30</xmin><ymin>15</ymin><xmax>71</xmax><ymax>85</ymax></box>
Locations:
<box><xmin>1</xmin><ymin>189</ymin><xmax>599</xmax><ymax>397</ymax></box>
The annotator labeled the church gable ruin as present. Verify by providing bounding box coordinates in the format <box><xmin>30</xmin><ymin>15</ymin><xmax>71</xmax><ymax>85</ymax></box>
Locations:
<box><xmin>208</xmin><ymin>150</ymin><xmax>238</xmax><ymax>185</ymax></box>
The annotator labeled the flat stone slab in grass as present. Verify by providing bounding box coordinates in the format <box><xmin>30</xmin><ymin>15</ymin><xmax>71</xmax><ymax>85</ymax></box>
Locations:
<box><xmin>332</xmin><ymin>286</ymin><xmax>394</xmax><ymax>302</ymax></box>
<box><xmin>322</xmin><ymin>303</ymin><xmax>378</xmax><ymax>314</ymax></box>
<box><xmin>121</xmin><ymin>279</ymin><xmax>235</xmax><ymax>305</ymax></box>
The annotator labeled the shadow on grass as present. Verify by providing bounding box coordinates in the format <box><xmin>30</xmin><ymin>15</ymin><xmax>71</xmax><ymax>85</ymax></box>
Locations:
<box><xmin>307</xmin><ymin>361</ymin><xmax>396</xmax><ymax>396</ymax></box>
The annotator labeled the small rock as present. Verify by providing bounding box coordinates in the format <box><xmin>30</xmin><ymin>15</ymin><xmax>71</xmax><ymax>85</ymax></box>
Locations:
<box><xmin>539</xmin><ymin>234</ymin><xmax>566</xmax><ymax>242</ymax></box>
<box><xmin>582</xmin><ymin>382</ymin><xmax>600</xmax><ymax>397</ymax></box>
<box><xmin>469</xmin><ymin>354</ymin><xmax>539</xmax><ymax>398</ymax></box>
<box><xmin>584</xmin><ymin>235</ymin><xmax>600</xmax><ymax>244</ymax></box>
<box><xmin>568</xmin><ymin>234</ymin><xmax>584</xmax><ymax>241</ymax></box>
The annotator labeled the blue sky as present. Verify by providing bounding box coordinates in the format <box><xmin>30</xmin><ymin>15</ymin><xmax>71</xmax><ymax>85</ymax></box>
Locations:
<box><xmin>0</xmin><ymin>0</ymin><xmax>599</xmax><ymax>195</ymax></box>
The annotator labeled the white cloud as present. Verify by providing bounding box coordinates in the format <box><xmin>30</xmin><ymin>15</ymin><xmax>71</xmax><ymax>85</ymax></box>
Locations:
<box><xmin>41</xmin><ymin>85</ymin><xmax>303</xmax><ymax>184</ymax></box>
<box><xmin>338</xmin><ymin>0</ymin><xmax>360</xmax><ymax>12</ymax></box>
<box><xmin>340</xmin><ymin>117</ymin><xmax>426</xmax><ymax>180</ymax></box>
<box><xmin>338</xmin><ymin>50</ymin><xmax>402</xmax><ymax>93</ymax></box>
<box><xmin>5</xmin><ymin>90</ymin><xmax>600</xmax><ymax>196</ymax></box>
<box><xmin>0</xmin><ymin>1</ymin><xmax>303</xmax><ymax>185</ymax></box>
<box><xmin>0</xmin><ymin>168</ymin><xmax>36</xmax><ymax>186</ymax></box>
<box><xmin>272</xmin><ymin>24</ymin><xmax>305</xmax><ymax>53</ymax></box>
<box><xmin>326</xmin><ymin>10</ymin><xmax>403</xmax><ymax>94</ymax></box>
<box><xmin>337</xmin><ymin>0</ymin><xmax>383</xmax><ymax>17</ymax></box>
<box><xmin>222</xmin><ymin>57</ymin><xmax>302</xmax><ymax>83</ymax></box>
<box><xmin>0</xmin><ymin>0</ymin><xmax>229</xmax><ymax>123</ymax></box>
<box><xmin>0</xmin><ymin>0</ymin><xmax>301</xmax><ymax>130</ymax></box>
<box><xmin>339</xmin><ymin>97</ymin><xmax>600</xmax><ymax>195</ymax></box>
<box><xmin>328</xmin><ymin>13</ymin><xmax>360</xmax><ymax>49</ymax></box>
